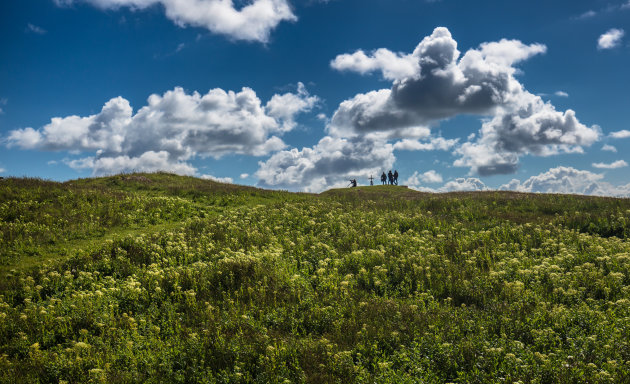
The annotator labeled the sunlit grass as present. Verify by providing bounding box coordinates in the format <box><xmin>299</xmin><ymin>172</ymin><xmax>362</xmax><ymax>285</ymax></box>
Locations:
<box><xmin>1</xmin><ymin>173</ymin><xmax>629</xmax><ymax>383</ymax></box>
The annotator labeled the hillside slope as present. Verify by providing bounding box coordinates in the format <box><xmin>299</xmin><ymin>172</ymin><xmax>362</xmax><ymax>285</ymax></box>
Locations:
<box><xmin>1</xmin><ymin>174</ymin><xmax>629</xmax><ymax>383</ymax></box>
<box><xmin>0</xmin><ymin>173</ymin><xmax>304</xmax><ymax>271</ymax></box>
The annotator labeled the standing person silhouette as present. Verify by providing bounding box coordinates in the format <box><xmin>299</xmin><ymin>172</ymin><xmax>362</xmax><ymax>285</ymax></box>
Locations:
<box><xmin>388</xmin><ymin>170</ymin><xmax>393</xmax><ymax>185</ymax></box>
<box><xmin>381</xmin><ymin>172</ymin><xmax>387</xmax><ymax>185</ymax></box>
<box><xmin>393</xmin><ymin>170</ymin><xmax>399</xmax><ymax>185</ymax></box>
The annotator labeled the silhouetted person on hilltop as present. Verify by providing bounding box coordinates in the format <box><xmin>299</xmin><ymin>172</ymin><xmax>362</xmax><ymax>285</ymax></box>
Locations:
<box><xmin>381</xmin><ymin>172</ymin><xmax>387</xmax><ymax>185</ymax></box>
<box><xmin>394</xmin><ymin>170</ymin><xmax>399</xmax><ymax>185</ymax></box>
<box><xmin>388</xmin><ymin>170</ymin><xmax>393</xmax><ymax>185</ymax></box>
<box><xmin>348</xmin><ymin>179</ymin><xmax>357</xmax><ymax>188</ymax></box>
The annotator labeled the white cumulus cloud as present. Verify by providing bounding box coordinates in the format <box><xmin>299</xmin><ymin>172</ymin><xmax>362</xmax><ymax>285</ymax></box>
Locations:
<box><xmin>54</xmin><ymin>0</ymin><xmax>296</xmax><ymax>42</ymax></box>
<box><xmin>65</xmin><ymin>151</ymin><xmax>198</xmax><ymax>175</ymax></box>
<box><xmin>255</xmin><ymin>135</ymin><xmax>395</xmax><ymax>192</ymax></box>
<box><xmin>602</xmin><ymin>144</ymin><xmax>617</xmax><ymax>152</ymax></box>
<box><xmin>610</xmin><ymin>130</ymin><xmax>630</xmax><ymax>139</ymax></box>
<box><xmin>499</xmin><ymin>166</ymin><xmax>630</xmax><ymax>196</ymax></box>
<box><xmin>409</xmin><ymin>167</ymin><xmax>630</xmax><ymax>197</ymax></box>
<box><xmin>328</xmin><ymin>27</ymin><xmax>597</xmax><ymax>175</ymax></box>
<box><xmin>254</xmin><ymin>132</ymin><xmax>456</xmax><ymax>193</ymax></box>
<box><xmin>265</xmin><ymin>82</ymin><xmax>319</xmax><ymax>132</ymax></box>
<box><xmin>592</xmin><ymin>160</ymin><xmax>628</xmax><ymax>169</ymax></box>
<box><xmin>330</xmin><ymin>48</ymin><xmax>419</xmax><ymax>81</ymax></box>
<box><xmin>200</xmin><ymin>174</ymin><xmax>234</xmax><ymax>183</ymax></box>
<box><xmin>404</xmin><ymin>170</ymin><xmax>443</xmax><ymax>188</ymax></box>
<box><xmin>437</xmin><ymin>178</ymin><xmax>487</xmax><ymax>192</ymax></box>
<box><xmin>598</xmin><ymin>28</ymin><xmax>625</xmax><ymax>49</ymax></box>
<box><xmin>393</xmin><ymin>136</ymin><xmax>458</xmax><ymax>151</ymax></box>
<box><xmin>454</xmin><ymin>94</ymin><xmax>600</xmax><ymax>175</ymax></box>
<box><xmin>405</xmin><ymin>178</ymin><xmax>487</xmax><ymax>193</ymax></box>
<box><xmin>420</xmin><ymin>170</ymin><xmax>443</xmax><ymax>183</ymax></box>
<box><xmin>7</xmin><ymin>84</ymin><xmax>316</xmax><ymax>176</ymax></box>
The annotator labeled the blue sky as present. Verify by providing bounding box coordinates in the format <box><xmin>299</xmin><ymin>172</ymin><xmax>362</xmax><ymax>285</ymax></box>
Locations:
<box><xmin>1</xmin><ymin>0</ymin><xmax>630</xmax><ymax>194</ymax></box>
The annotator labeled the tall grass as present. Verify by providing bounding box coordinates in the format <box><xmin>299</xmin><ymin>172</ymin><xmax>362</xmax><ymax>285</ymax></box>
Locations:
<box><xmin>0</xmin><ymin>174</ymin><xmax>629</xmax><ymax>383</ymax></box>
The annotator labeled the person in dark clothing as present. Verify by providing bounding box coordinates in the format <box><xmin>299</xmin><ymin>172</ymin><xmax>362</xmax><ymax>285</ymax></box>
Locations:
<box><xmin>388</xmin><ymin>170</ymin><xmax>393</xmax><ymax>185</ymax></box>
<box><xmin>393</xmin><ymin>170</ymin><xmax>399</xmax><ymax>185</ymax></box>
<box><xmin>381</xmin><ymin>172</ymin><xmax>387</xmax><ymax>185</ymax></box>
<box><xmin>348</xmin><ymin>179</ymin><xmax>357</xmax><ymax>188</ymax></box>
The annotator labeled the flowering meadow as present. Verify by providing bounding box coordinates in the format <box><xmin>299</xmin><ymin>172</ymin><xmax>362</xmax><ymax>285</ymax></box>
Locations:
<box><xmin>1</xmin><ymin>173</ymin><xmax>630</xmax><ymax>383</ymax></box>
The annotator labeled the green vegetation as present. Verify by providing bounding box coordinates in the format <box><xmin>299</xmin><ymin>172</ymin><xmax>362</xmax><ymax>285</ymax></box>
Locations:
<box><xmin>1</xmin><ymin>173</ymin><xmax>629</xmax><ymax>383</ymax></box>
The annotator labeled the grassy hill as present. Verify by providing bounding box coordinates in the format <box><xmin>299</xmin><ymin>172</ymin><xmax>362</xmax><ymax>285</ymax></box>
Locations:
<box><xmin>1</xmin><ymin>173</ymin><xmax>629</xmax><ymax>383</ymax></box>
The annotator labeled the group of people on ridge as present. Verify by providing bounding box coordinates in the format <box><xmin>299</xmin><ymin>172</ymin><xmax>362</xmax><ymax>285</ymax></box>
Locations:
<box><xmin>381</xmin><ymin>170</ymin><xmax>398</xmax><ymax>185</ymax></box>
<box><xmin>348</xmin><ymin>170</ymin><xmax>399</xmax><ymax>187</ymax></box>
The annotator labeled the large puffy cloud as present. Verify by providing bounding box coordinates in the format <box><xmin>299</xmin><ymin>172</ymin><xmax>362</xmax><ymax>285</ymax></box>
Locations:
<box><xmin>454</xmin><ymin>93</ymin><xmax>600</xmax><ymax>175</ymax></box>
<box><xmin>54</xmin><ymin>0</ymin><xmax>296</xmax><ymax>42</ymax></box>
<box><xmin>7</xmin><ymin>85</ymin><xmax>316</xmax><ymax>176</ymax></box>
<box><xmin>8</xmin><ymin>97</ymin><xmax>133</xmax><ymax>153</ymax></box>
<box><xmin>329</xmin><ymin>28</ymin><xmax>547</xmax><ymax>135</ymax></box>
<box><xmin>500</xmin><ymin>166</ymin><xmax>630</xmax><ymax>196</ymax></box>
<box><xmin>329</xmin><ymin>27</ymin><xmax>599</xmax><ymax>175</ymax></box>
<box><xmin>255</xmin><ymin>136</ymin><xmax>395</xmax><ymax>192</ymax></box>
